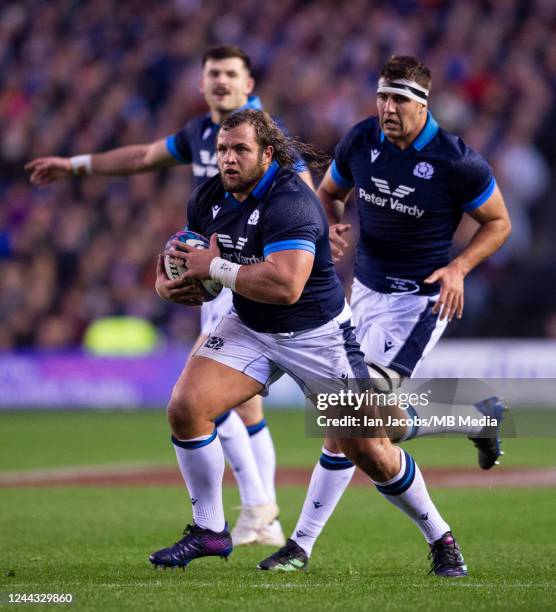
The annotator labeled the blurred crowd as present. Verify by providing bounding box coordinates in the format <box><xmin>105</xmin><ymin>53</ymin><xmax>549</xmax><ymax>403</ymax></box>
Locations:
<box><xmin>1</xmin><ymin>0</ymin><xmax>556</xmax><ymax>349</ymax></box>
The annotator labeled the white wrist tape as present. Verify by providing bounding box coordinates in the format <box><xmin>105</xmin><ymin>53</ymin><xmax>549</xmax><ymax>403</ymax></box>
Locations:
<box><xmin>209</xmin><ymin>257</ymin><xmax>241</xmax><ymax>291</ymax></box>
<box><xmin>70</xmin><ymin>154</ymin><xmax>93</xmax><ymax>176</ymax></box>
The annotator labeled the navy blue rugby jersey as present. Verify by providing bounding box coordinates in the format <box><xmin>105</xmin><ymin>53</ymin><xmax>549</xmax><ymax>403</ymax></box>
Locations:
<box><xmin>331</xmin><ymin>113</ymin><xmax>496</xmax><ymax>296</ymax></box>
<box><xmin>166</xmin><ymin>95</ymin><xmax>305</xmax><ymax>189</ymax></box>
<box><xmin>186</xmin><ymin>161</ymin><xmax>345</xmax><ymax>333</ymax></box>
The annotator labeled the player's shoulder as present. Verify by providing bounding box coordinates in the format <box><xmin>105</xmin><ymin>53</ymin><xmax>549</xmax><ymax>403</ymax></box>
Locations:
<box><xmin>430</xmin><ymin>126</ymin><xmax>492</xmax><ymax>185</ymax></box>
<box><xmin>434</xmin><ymin>127</ymin><xmax>486</xmax><ymax>164</ymax></box>
<box><xmin>264</xmin><ymin>168</ymin><xmax>324</xmax><ymax>221</ymax></box>
<box><xmin>180</xmin><ymin>113</ymin><xmax>213</xmax><ymax>137</ymax></box>
<box><xmin>268</xmin><ymin>167</ymin><xmax>316</xmax><ymax>201</ymax></box>
<box><xmin>337</xmin><ymin>116</ymin><xmax>380</xmax><ymax>155</ymax></box>
<box><xmin>345</xmin><ymin>116</ymin><xmax>379</xmax><ymax>142</ymax></box>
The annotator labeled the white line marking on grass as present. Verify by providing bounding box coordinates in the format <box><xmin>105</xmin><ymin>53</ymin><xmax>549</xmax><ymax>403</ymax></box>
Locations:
<box><xmin>418</xmin><ymin>583</ymin><xmax>555</xmax><ymax>589</ymax></box>
<box><xmin>251</xmin><ymin>584</ymin><xmax>314</xmax><ymax>589</ymax></box>
<box><xmin>8</xmin><ymin>582</ymin><xmax>553</xmax><ymax>590</ymax></box>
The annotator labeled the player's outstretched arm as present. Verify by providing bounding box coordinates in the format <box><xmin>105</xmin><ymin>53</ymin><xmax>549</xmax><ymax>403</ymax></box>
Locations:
<box><xmin>25</xmin><ymin>139</ymin><xmax>177</xmax><ymax>186</ymax></box>
<box><xmin>425</xmin><ymin>185</ymin><xmax>511</xmax><ymax>321</ymax></box>
<box><xmin>317</xmin><ymin>167</ymin><xmax>353</xmax><ymax>262</ymax></box>
<box><xmin>168</xmin><ymin>234</ymin><xmax>313</xmax><ymax>306</ymax></box>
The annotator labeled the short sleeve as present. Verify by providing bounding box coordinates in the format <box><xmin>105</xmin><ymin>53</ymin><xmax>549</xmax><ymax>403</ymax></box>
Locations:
<box><xmin>165</xmin><ymin>122</ymin><xmax>194</xmax><ymax>164</ymax></box>
<box><xmin>451</xmin><ymin>146</ymin><xmax>496</xmax><ymax>212</ymax></box>
<box><xmin>331</xmin><ymin>127</ymin><xmax>357</xmax><ymax>188</ymax></box>
<box><xmin>261</xmin><ymin>192</ymin><xmax>320</xmax><ymax>259</ymax></box>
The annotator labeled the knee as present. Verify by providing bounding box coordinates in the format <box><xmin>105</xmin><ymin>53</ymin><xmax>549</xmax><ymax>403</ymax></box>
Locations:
<box><xmin>167</xmin><ymin>384</ymin><xmax>202</xmax><ymax>435</ymax></box>
<box><xmin>234</xmin><ymin>395</ymin><xmax>263</xmax><ymax>426</ymax></box>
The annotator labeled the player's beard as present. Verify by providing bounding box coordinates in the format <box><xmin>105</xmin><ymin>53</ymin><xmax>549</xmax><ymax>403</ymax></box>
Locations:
<box><xmin>221</xmin><ymin>154</ymin><xmax>266</xmax><ymax>195</ymax></box>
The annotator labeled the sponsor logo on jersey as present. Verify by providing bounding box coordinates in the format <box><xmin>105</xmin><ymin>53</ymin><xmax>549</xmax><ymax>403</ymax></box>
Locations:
<box><xmin>193</xmin><ymin>149</ymin><xmax>218</xmax><ymax>177</ymax></box>
<box><xmin>413</xmin><ymin>161</ymin><xmax>434</xmax><ymax>179</ymax></box>
<box><xmin>212</xmin><ymin>205</ymin><xmax>221</xmax><ymax>219</ymax></box>
<box><xmin>200</xmin><ymin>150</ymin><xmax>217</xmax><ymax>165</ymax></box>
<box><xmin>217</xmin><ymin>234</ymin><xmax>248</xmax><ymax>251</ymax></box>
<box><xmin>360</xmin><ymin>182</ymin><xmax>425</xmax><ymax>219</ymax></box>
<box><xmin>218</xmin><ymin>234</ymin><xmax>262</xmax><ymax>264</ymax></box>
<box><xmin>371</xmin><ymin>149</ymin><xmax>380</xmax><ymax>163</ymax></box>
<box><xmin>384</xmin><ymin>340</ymin><xmax>394</xmax><ymax>352</ymax></box>
<box><xmin>193</xmin><ymin>163</ymin><xmax>219</xmax><ymax>178</ymax></box>
<box><xmin>222</xmin><ymin>252</ymin><xmax>263</xmax><ymax>265</ymax></box>
<box><xmin>247</xmin><ymin>209</ymin><xmax>260</xmax><ymax>225</ymax></box>
<box><xmin>370</xmin><ymin>177</ymin><xmax>415</xmax><ymax>198</ymax></box>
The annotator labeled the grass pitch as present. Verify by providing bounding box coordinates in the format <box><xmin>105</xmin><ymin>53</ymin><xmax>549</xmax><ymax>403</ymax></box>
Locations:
<box><xmin>1</xmin><ymin>409</ymin><xmax>555</xmax><ymax>470</ymax></box>
<box><xmin>1</xmin><ymin>487</ymin><xmax>554</xmax><ymax>612</ymax></box>
<box><xmin>1</xmin><ymin>409</ymin><xmax>555</xmax><ymax>611</ymax></box>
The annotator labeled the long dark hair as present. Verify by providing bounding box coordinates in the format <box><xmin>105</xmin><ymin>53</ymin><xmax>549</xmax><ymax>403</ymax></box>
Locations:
<box><xmin>220</xmin><ymin>109</ymin><xmax>329</xmax><ymax>173</ymax></box>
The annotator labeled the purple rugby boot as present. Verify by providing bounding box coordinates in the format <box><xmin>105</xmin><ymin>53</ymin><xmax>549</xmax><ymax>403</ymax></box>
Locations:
<box><xmin>428</xmin><ymin>531</ymin><xmax>467</xmax><ymax>577</ymax></box>
<box><xmin>149</xmin><ymin>523</ymin><xmax>233</xmax><ymax>569</ymax></box>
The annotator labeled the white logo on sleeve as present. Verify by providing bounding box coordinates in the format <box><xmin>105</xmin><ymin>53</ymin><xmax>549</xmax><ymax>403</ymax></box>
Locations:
<box><xmin>194</xmin><ymin>149</ymin><xmax>218</xmax><ymax>177</ymax></box>
<box><xmin>247</xmin><ymin>209</ymin><xmax>260</xmax><ymax>225</ymax></box>
<box><xmin>212</xmin><ymin>205</ymin><xmax>221</xmax><ymax>219</ymax></box>
<box><xmin>413</xmin><ymin>162</ymin><xmax>434</xmax><ymax>180</ymax></box>
<box><xmin>371</xmin><ymin>149</ymin><xmax>380</xmax><ymax>163</ymax></box>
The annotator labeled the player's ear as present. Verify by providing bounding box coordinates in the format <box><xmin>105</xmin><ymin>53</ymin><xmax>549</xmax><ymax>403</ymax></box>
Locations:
<box><xmin>246</xmin><ymin>76</ymin><xmax>255</xmax><ymax>95</ymax></box>
<box><xmin>262</xmin><ymin>145</ymin><xmax>273</xmax><ymax>165</ymax></box>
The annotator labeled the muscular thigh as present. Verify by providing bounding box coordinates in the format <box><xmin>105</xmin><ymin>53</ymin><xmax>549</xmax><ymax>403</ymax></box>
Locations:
<box><xmin>172</xmin><ymin>355</ymin><xmax>264</xmax><ymax>422</ymax></box>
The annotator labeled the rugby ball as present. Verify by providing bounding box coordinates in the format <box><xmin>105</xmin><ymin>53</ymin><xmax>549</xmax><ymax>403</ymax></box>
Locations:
<box><xmin>164</xmin><ymin>230</ymin><xmax>222</xmax><ymax>301</ymax></box>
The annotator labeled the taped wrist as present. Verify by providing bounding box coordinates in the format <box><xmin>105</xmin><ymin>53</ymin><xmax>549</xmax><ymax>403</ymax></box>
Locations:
<box><xmin>209</xmin><ymin>257</ymin><xmax>241</xmax><ymax>291</ymax></box>
<box><xmin>70</xmin><ymin>154</ymin><xmax>92</xmax><ymax>176</ymax></box>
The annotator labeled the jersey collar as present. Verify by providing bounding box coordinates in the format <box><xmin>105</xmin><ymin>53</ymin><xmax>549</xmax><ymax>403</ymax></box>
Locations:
<box><xmin>224</xmin><ymin>160</ymin><xmax>280</xmax><ymax>205</ymax></box>
<box><xmin>379</xmin><ymin>111</ymin><xmax>439</xmax><ymax>151</ymax></box>
<box><xmin>251</xmin><ymin>160</ymin><xmax>279</xmax><ymax>200</ymax></box>
<box><xmin>241</xmin><ymin>95</ymin><xmax>263</xmax><ymax>111</ymax></box>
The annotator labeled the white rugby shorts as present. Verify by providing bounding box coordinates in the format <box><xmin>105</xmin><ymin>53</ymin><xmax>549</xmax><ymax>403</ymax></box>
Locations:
<box><xmin>350</xmin><ymin>278</ymin><xmax>448</xmax><ymax>377</ymax></box>
<box><xmin>199</xmin><ymin>289</ymin><xmax>234</xmax><ymax>336</ymax></box>
<box><xmin>195</xmin><ymin>301</ymin><xmax>369</xmax><ymax>396</ymax></box>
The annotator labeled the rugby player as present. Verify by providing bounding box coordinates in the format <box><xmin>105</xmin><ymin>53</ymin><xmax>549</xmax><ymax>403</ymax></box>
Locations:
<box><xmin>148</xmin><ymin>109</ymin><xmax>467</xmax><ymax>577</ymax></box>
<box><xmin>258</xmin><ymin>55</ymin><xmax>510</xmax><ymax>574</ymax></box>
<box><xmin>25</xmin><ymin>45</ymin><xmax>313</xmax><ymax>547</ymax></box>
